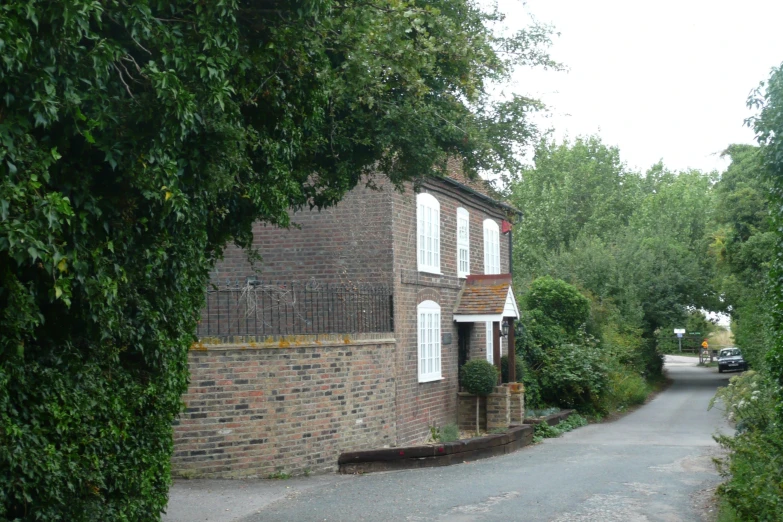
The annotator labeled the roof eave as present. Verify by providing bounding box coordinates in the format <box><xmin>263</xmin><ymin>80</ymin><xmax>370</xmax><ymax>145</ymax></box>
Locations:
<box><xmin>437</xmin><ymin>176</ymin><xmax>523</xmax><ymax>219</ymax></box>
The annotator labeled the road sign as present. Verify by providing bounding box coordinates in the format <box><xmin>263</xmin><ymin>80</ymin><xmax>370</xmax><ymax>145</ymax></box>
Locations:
<box><xmin>701</xmin><ymin>341</ymin><xmax>709</xmax><ymax>348</ymax></box>
<box><xmin>674</xmin><ymin>328</ymin><xmax>685</xmax><ymax>334</ymax></box>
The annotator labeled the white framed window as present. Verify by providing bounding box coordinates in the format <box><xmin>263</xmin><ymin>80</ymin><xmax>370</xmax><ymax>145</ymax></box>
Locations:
<box><xmin>417</xmin><ymin>300</ymin><xmax>442</xmax><ymax>382</ymax></box>
<box><xmin>486</xmin><ymin>321</ymin><xmax>493</xmax><ymax>364</ymax></box>
<box><xmin>485</xmin><ymin>322</ymin><xmax>501</xmax><ymax>364</ymax></box>
<box><xmin>417</xmin><ymin>193</ymin><xmax>440</xmax><ymax>274</ymax></box>
<box><xmin>483</xmin><ymin>219</ymin><xmax>500</xmax><ymax>274</ymax></box>
<box><xmin>457</xmin><ymin>207</ymin><xmax>470</xmax><ymax>278</ymax></box>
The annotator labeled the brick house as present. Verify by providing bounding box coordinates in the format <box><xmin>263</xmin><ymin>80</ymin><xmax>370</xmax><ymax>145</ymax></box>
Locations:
<box><xmin>172</xmin><ymin>172</ymin><xmax>521</xmax><ymax>478</ymax></box>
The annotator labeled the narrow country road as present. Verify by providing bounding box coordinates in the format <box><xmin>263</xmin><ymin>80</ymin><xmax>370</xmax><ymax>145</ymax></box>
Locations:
<box><xmin>166</xmin><ymin>355</ymin><xmax>733</xmax><ymax>522</ymax></box>
<box><xmin>245</xmin><ymin>356</ymin><xmax>732</xmax><ymax>522</ymax></box>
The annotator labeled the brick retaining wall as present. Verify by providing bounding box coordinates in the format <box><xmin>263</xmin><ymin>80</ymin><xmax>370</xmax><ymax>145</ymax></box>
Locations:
<box><xmin>172</xmin><ymin>336</ymin><xmax>396</xmax><ymax>478</ymax></box>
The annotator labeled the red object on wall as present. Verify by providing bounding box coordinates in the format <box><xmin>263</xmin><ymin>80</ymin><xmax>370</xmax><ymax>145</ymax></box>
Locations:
<box><xmin>501</xmin><ymin>220</ymin><xmax>512</xmax><ymax>234</ymax></box>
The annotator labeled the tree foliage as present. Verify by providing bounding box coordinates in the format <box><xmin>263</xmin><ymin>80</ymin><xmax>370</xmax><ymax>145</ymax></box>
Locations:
<box><xmin>517</xmin><ymin>277</ymin><xmax>606</xmax><ymax>411</ymax></box>
<box><xmin>748</xmin><ymin>63</ymin><xmax>783</xmax><ymax>390</ymax></box>
<box><xmin>0</xmin><ymin>1</ymin><xmax>556</xmax><ymax>518</ymax></box>
<box><xmin>709</xmin><ymin>144</ymin><xmax>773</xmax><ymax>369</ymax></box>
<box><xmin>704</xmin><ymin>64</ymin><xmax>783</xmax><ymax>521</ymax></box>
<box><xmin>508</xmin><ymin>136</ymin><xmax>727</xmax><ymax>413</ymax></box>
<box><xmin>524</xmin><ymin>276</ymin><xmax>590</xmax><ymax>338</ymax></box>
<box><xmin>509</xmin><ymin>136</ymin><xmax>717</xmax><ymax>390</ymax></box>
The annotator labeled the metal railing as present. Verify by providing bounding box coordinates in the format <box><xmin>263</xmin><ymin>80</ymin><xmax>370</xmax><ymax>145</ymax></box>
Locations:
<box><xmin>197</xmin><ymin>279</ymin><xmax>394</xmax><ymax>339</ymax></box>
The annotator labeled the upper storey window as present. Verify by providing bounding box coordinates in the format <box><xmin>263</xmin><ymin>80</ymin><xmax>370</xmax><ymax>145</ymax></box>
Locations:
<box><xmin>457</xmin><ymin>208</ymin><xmax>470</xmax><ymax>278</ymax></box>
<box><xmin>483</xmin><ymin>219</ymin><xmax>500</xmax><ymax>274</ymax></box>
<box><xmin>417</xmin><ymin>193</ymin><xmax>441</xmax><ymax>274</ymax></box>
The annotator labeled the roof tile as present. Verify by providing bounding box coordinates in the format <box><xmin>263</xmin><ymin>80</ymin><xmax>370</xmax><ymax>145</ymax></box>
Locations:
<box><xmin>454</xmin><ymin>275</ymin><xmax>512</xmax><ymax>315</ymax></box>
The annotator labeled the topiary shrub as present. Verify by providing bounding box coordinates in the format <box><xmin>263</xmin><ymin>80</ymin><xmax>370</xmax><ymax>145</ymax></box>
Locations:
<box><xmin>460</xmin><ymin>359</ymin><xmax>499</xmax><ymax>396</ymax></box>
<box><xmin>500</xmin><ymin>355</ymin><xmax>524</xmax><ymax>383</ymax></box>
<box><xmin>460</xmin><ymin>359</ymin><xmax>499</xmax><ymax>434</ymax></box>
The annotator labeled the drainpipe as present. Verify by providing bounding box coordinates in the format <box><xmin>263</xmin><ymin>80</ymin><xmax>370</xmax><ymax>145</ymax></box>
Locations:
<box><xmin>508</xmin><ymin>227</ymin><xmax>513</xmax><ymax>278</ymax></box>
<box><xmin>508</xmin><ymin>211</ymin><xmax>522</xmax><ymax>278</ymax></box>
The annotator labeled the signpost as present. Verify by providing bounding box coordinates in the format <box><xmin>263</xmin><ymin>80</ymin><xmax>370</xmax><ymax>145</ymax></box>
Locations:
<box><xmin>674</xmin><ymin>328</ymin><xmax>685</xmax><ymax>353</ymax></box>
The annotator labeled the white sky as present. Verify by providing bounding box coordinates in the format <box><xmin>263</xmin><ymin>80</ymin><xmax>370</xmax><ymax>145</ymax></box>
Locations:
<box><xmin>495</xmin><ymin>0</ymin><xmax>783</xmax><ymax>174</ymax></box>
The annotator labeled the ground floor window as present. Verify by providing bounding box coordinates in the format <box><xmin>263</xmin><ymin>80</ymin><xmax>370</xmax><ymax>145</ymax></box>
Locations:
<box><xmin>418</xmin><ymin>301</ymin><xmax>442</xmax><ymax>382</ymax></box>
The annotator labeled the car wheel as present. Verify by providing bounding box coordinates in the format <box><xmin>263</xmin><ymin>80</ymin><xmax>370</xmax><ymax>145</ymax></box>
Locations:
<box><xmin>718</xmin><ymin>367</ymin><xmax>723</xmax><ymax>373</ymax></box>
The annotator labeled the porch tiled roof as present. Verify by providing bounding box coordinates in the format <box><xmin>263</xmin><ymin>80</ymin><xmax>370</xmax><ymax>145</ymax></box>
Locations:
<box><xmin>454</xmin><ymin>274</ymin><xmax>512</xmax><ymax>315</ymax></box>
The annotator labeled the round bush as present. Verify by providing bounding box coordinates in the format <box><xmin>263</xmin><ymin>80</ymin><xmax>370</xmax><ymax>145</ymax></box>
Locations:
<box><xmin>460</xmin><ymin>359</ymin><xmax>499</xmax><ymax>396</ymax></box>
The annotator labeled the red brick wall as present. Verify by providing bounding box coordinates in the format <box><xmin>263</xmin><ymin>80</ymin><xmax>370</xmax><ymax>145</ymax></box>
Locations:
<box><xmin>172</xmin><ymin>337</ymin><xmax>396</xmax><ymax>478</ymax></box>
<box><xmin>390</xmin><ymin>179</ymin><xmax>510</xmax><ymax>445</ymax></box>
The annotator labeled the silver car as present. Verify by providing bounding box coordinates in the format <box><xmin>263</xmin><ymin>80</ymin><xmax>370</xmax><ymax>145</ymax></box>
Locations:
<box><xmin>718</xmin><ymin>348</ymin><xmax>748</xmax><ymax>373</ymax></box>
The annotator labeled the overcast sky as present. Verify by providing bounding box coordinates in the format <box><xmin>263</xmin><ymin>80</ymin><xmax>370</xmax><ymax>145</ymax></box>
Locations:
<box><xmin>495</xmin><ymin>0</ymin><xmax>783</xmax><ymax>174</ymax></box>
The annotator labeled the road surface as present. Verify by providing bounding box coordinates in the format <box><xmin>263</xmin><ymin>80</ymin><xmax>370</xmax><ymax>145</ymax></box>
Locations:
<box><xmin>249</xmin><ymin>356</ymin><xmax>731</xmax><ymax>521</ymax></box>
<box><xmin>165</xmin><ymin>355</ymin><xmax>733</xmax><ymax>522</ymax></box>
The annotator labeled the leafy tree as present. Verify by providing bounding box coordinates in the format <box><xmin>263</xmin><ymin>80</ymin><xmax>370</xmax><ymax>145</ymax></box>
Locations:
<box><xmin>0</xmin><ymin>1</ymin><xmax>557</xmax><ymax>518</ymax></box>
<box><xmin>509</xmin><ymin>137</ymin><xmax>717</xmax><ymax>382</ymax></box>
<box><xmin>708</xmin><ymin>63</ymin><xmax>783</xmax><ymax>521</ymax></box>
<box><xmin>510</xmin><ymin>136</ymin><xmax>640</xmax><ymax>272</ymax></box>
<box><xmin>517</xmin><ymin>277</ymin><xmax>606</xmax><ymax>411</ymax></box>
<box><xmin>708</xmin><ymin>145</ymin><xmax>773</xmax><ymax>368</ymax></box>
<box><xmin>749</xmin><ymin>63</ymin><xmax>783</xmax><ymax>389</ymax></box>
<box><xmin>524</xmin><ymin>276</ymin><xmax>590</xmax><ymax>338</ymax></box>
<box><xmin>508</xmin><ymin>135</ymin><xmax>730</xmax><ymax>415</ymax></box>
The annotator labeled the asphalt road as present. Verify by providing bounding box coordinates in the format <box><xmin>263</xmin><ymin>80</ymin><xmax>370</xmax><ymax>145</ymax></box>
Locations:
<box><xmin>242</xmin><ymin>355</ymin><xmax>732</xmax><ymax>522</ymax></box>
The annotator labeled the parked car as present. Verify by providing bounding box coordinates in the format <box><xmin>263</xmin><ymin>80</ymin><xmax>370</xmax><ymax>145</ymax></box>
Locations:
<box><xmin>718</xmin><ymin>348</ymin><xmax>748</xmax><ymax>373</ymax></box>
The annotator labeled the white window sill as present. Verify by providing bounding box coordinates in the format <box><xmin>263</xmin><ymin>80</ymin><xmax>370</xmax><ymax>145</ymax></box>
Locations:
<box><xmin>418</xmin><ymin>374</ymin><xmax>443</xmax><ymax>383</ymax></box>
<box><xmin>417</xmin><ymin>268</ymin><xmax>442</xmax><ymax>276</ymax></box>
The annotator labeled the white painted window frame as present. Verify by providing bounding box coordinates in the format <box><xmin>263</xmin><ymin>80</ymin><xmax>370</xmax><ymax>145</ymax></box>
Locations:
<box><xmin>417</xmin><ymin>300</ymin><xmax>442</xmax><ymax>383</ymax></box>
<box><xmin>485</xmin><ymin>322</ymin><xmax>502</xmax><ymax>364</ymax></box>
<box><xmin>417</xmin><ymin>193</ymin><xmax>441</xmax><ymax>274</ymax></box>
<box><xmin>457</xmin><ymin>207</ymin><xmax>470</xmax><ymax>278</ymax></box>
<box><xmin>483</xmin><ymin>219</ymin><xmax>500</xmax><ymax>275</ymax></box>
<box><xmin>486</xmin><ymin>321</ymin><xmax>493</xmax><ymax>364</ymax></box>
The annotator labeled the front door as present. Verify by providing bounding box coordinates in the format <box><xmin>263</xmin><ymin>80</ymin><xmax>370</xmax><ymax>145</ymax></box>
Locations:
<box><xmin>457</xmin><ymin>323</ymin><xmax>471</xmax><ymax>375</ymax></box>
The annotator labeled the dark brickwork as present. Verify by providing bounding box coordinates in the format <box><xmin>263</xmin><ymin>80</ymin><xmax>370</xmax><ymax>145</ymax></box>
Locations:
<box><xmin>211</xmin><ymin>181</ymin><xmax>394</xmax><ymax>286</ymax></box>
<box><xmin>172</xmin><ymin>339</ymin><xmax>396</xmax><ymax>478</ymax></box>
